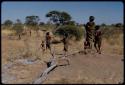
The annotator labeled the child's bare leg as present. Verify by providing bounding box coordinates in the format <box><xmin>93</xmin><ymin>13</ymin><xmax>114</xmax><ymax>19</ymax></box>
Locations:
<box><xmin>66</xmin><ymin>58</ymin><xmax>70</xmax><ymax>65</ymax></box>
<box><xmin>84</xmin><ymin>48</ymin><xmax>87</xmax><ymax>54</ymax></box>
<box><xmin>63</xmin><ymin>51</ymin><xmax>70</xmax><ymax>65</ymax></box>
<box><xmin>42</xmin><ymin>48</ymin><xmax>45</xmax><ymax>55</ymax></box>
<box><xmin>63</xmin><ymin>51</ymin><xmax>66</xmax><ymax>58</ymax></box>
<box><xmin>65</xmin><ymin>51</ymin><xmax>70</xmax><ymax>65</ymax></box>
<box><xmin>49</xmin><ymin>47</ymin><xmax>51</xmax><ymax>54</ymax></box>
<box><xmin>98</xmin><ymin>41</ymin><xmax>101</xmax><ymax>54</ymax></box>
<box><xmin>94</xmin><ymin>43</ymin><xmax>98</xmax><ymax>52</ymax></box>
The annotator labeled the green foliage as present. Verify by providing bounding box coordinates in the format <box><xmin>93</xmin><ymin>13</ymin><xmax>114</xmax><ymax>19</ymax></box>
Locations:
<box><xmin>25</xmin><ymin>15</ymin><xmax>40</xmax><ymax>26</ymax></box>
<box><xmin>60</xmin><ymin>11</ymin><xmax>71</xmax><ymax>23</ymax></box>
<box><xmin>39</xmin><ymin>22</ymin><xmax>45</xmax><ymax>26</ymax></box>
<box><xmin>101</xmin><ymin>23</ymin><xmax>106</xmax><ymax>27</ymax></box>
<box><xmin>3</xmin><ymin>20</ymin><xmax>13</xmax><ymax>26</ymax></box>
<box><xmin>46</xmin><ymin>10</ymin><xmax>72</xmax><ymax>25</ymax></box>
<box><xmin>55</xmin><ymin>25</ymin><xmax>84</xmax><ymax>41</ymax></box>
<box><xmin>66</xmin><ymin>21</ymin><xmax>76</xmax><ymax>25</ymax></box>
<box><xmin>2</xmin><ymin>20</ymin><xmax>13</xmax><ymax>29</ymax></box>
<box><xmin>115</xmin><ymin>23</ymin><xmax>123</xmax><ymax>27</ymax></box>
<box><xmin>25</xmin><ymin>15</ymin><xmax>40</xmax><ymax>31</ymax></box>
<box><xmin>46</xmin><ymin>10</ymin><xmax>59</xmax><ymax>25</ymax></box>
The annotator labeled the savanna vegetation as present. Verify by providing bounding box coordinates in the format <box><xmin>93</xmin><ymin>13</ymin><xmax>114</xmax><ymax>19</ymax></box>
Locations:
<box><xmin>2</xmin><ymin>10</ymin><xmax>123</xmax><ymax>84</ymax></box>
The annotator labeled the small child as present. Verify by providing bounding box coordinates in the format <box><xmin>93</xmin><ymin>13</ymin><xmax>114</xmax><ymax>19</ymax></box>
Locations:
<box><xmin>61</xmin><ymin>34</ymin><xmax>70</xmax><ymax>65</ymax></box>
<box><xmin>40</xmin><ymin>40</ymin><xmax>45</xmax><ymax>53</ymax></box>
<box><xmin>94</xmin><ymin>25</ymin><xmax>102</xmax><ymax>54</ymax></box>
<box><xmin>83</xmin><ymin>39</ymin><xmax>90</xmax><ymax>54</ymax></box>
<box><xmin>45</xmin><ymin>32</ymin><xmax>52</xmax><ymax>52</ymax></box>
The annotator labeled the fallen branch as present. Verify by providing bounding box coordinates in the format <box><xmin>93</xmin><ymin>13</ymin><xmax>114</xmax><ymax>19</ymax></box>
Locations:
<box><xmin>32</xmin><ymin>48</ymin><xmax>75</xmax><ymax>84</ymax></box>
<box><xmin>58</xmin><ymin>50</ymin><xmax>83</xmax><ymax>58</ymax></box>
<box><xmin>32</xmin><ymin>49</ymin><xmax>57</xmax><ymax>84</ymax></box>
<box><xmin>32</xmin><ymin>64</ymin><xmax>57</xmax><ymax>84</ymax></box>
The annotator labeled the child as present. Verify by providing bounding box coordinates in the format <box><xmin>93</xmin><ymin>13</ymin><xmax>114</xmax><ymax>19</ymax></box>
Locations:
<box><xmin>94</xmin><ymin>25</ymin><xmax>102</xmax><ymax>54</ymax></box>
<box><xmin>40</xmin><ymin>40</ymin><xmax>45</xmax><ymax>53</ymax></box>
<box><xmin>83</xmin><ymin>40</ymin><xmax>90</xmax><ymax>54</ymax></box>
<box><xmin>61</xmin><ymin>34</ymin><xmax>70</xmax><ymax>65</ymax></box>
<box><xmin>45</xmin><ymin>32</ymin><xmax>52</xmax><ymax>52</ymax></box>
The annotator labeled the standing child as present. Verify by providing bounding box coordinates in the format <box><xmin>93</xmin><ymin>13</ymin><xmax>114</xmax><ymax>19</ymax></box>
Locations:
<box><xmin>83</xmin><ymin>39</ymin><xmax>90</xmax><ymax>54</ymax></box>
<box><xmin>45</xmin><ymin>32</ymin><xmax>52</xmax><ymax>52</ymax></box>
<box><xmin>61</xmin><ymin>34</ymin><xmax>70</xmax><ymax>65</ymax></box>
<box><xmin>94</xmin><ymin>25</ymin><xmax>102</xmax><ymax>54</ymax></box>
<box><xmin>40</xmin><ymin>40</ymin><xmax>45</xmax><ymax>53</ymax></box>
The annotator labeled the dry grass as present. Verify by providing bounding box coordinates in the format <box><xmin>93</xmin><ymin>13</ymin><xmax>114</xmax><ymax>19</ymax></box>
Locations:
<box><xmin>2</xmin><ymin>26</ymin><xmax>123</xmax><ymax>64</ymax></box>
<box><xmin>2</xmin><ymin>26</ymin><xmax>123</xmax><ymax>84</ymax></box>
<box><xmin>102</xmin><ymin>27</ymin><xmax>123</xmax><ymax>55</ymax></box>
<box><xmin>2</xmin><ymin>29</ymin><xmax>15</xmax><ymax>35</ymax></box>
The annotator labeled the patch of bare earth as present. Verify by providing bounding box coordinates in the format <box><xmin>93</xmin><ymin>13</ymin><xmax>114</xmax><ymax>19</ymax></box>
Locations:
<box><xmin>44</xmin><ymin>52</ymin><xmax>123</xmax><ymax>84</ymax></box>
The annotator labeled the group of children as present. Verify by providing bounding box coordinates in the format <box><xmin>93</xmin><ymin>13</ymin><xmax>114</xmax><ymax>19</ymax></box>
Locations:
<box><xmin>40</xmin><ymin>32</ymin><xmax>69</xmax><ymax>55</ymax></box>
<box><xmin>40</xmin><ymin>16</ymin><xmax>102</xmax><ymax>65</ymax></box>
<box><xmin>40</xmin><ymin>32</ymin><xmax>70</xmax><ymax>65</ymax></box>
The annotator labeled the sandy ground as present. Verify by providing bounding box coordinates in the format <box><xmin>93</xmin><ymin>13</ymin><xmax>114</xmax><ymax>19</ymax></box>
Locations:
<box><xmin>44</xmin><ymin>52</ymin><xmax>123</xmax><ymax>84</ymax></box>
<box><xmin>1</xmin><ymin>30</ymin><xmax>124</xmax><ymax>84</ymax></box>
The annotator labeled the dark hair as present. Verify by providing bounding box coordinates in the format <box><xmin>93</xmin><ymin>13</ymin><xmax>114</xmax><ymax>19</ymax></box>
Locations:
<box><xmin>95</xmin><ymin>25</ymin><xmax>100</xmax><ymax>30</ymax></box>
<box><xmin>89</xmin><ymin>16</ymin><xmax>95</xmax><ymax>21</ymax></box>
<box><xmin>46</xmin><ymin>32</ymin><xmax>50</xmax><ymax>35</ymax></box>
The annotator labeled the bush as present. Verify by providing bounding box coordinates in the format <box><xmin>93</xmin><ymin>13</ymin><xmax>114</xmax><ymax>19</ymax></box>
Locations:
<box><xmin>55</xmin><ymin>25</ymin><xmax>84</xmax><ymax>41</ymax></box>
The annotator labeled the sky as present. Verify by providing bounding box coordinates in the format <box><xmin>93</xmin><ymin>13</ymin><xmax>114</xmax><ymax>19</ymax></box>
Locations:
<box><xmin>1</xmin><ymin>1</ymin><xmax>123</xmax><ymax>25</ymax></box>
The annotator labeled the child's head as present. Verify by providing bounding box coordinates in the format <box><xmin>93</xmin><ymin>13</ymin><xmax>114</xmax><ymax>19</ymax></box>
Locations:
<box><xmin>42</xmin><ymin>40</ymin><xmax>44</xmax><ymax>43</ymax></box>
<box><xmin>95</xmin><ymin>25</ymin><xmax>100</xmax><ymax>30</ymax></box>
<box><xmin>89</xmin><ymin>16</ymin><xmax>95</xmax><ymax>22</ymax></box>
<box><xmin>46</xmin><ymin>32</ymin><xmax>50</xmax><ymax>35</ymax></box>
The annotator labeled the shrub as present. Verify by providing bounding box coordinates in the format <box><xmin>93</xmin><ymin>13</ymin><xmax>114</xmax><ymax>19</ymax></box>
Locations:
<box><xmin>55</xmin><ymin>25</ymin><xmax>84</xmax><ymax>41</ymax></box>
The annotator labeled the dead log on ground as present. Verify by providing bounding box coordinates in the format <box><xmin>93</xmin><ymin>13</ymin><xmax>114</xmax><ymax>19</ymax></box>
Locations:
<box><xmin>32</xmin><ymin>49</ymin><xmax>57</xmax><ymax>84</ymax></box>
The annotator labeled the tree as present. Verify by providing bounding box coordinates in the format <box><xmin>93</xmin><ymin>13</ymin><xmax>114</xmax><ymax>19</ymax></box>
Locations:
<box><xmin>101</xmin><ymin>23</ymin><xmax>106</xmax><ymax>27</ymax></box>
<box><xmin>13</xmin><ymin>19</ymin><xmax>23</xmax><ymax>40</ymax></box>
<box><xmin>3</xmin><ymin>20</ymin><xmax>13</xmax><ymax>26</ymax></box>
<box><xmin>66</xmin><ymin>21</ymin><xmax>76</xmax><ymax>25</ymax></box>
<box><xmin>46</xmin><ymin>10</ymin><xmax>60</xmax><ymax>24</ymax></box>
<box><xmin>25</xmin><ymin>15</ymin><xmax>40</xmax><ymax>35</ymax></box>
<box><xmin>3</xmin><ymin>20</ymin><xmax>13</xmax><ymax>29</ymax></box>
<box><xmin>46</xmin><ymin>10</ymin><xmax>72</xmax><ymax>26</ymax></box>
<box><xmin>59</xmin><ymin>11</ymin><xmax>71</xmax><ymax>25</ymax></box>
<box><xmin>115</xmin><ymin>23</ymin><xmax>123</xmax><ymax>27</ymax></box>
<box><xmin>39</xmin><ymin>22</ymin><xmax>45</xmax><ymax>26</ymax></box>
<box><xmin>25</xmin><ymin>15</ymin><xmax>40</xmax><ymax>26</ymax></box>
